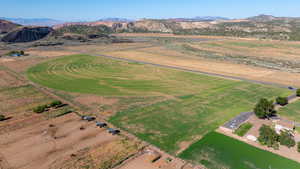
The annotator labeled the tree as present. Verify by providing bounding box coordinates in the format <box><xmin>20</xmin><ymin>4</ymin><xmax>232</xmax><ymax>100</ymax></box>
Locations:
<box><xmin>297</xmin><ymin>89</ymin><xmax>300</xmax><ymax>97</ymax></box>
<box><xmin>254</xmin><ymin>98</ymin><xmax>275</xmax><ymax>118</ymax></box>
<box><xmin>0</xmin><ymin>114</ymin><xmax>5</xmax><ymax>121</ymax></box>
<box><xmin>279</xmin><ymin>130</ymin><xmax>296</xmax><ymax>148</ymax></box>
<box><xmin>33</xmin><ymin>104</ymin><xmax>48</xmax><ymax>113</ymax></box>
<box><xmin>258</xmin><ymin>125</ymin><xmax>280</xmax><ymax>149</ymax></box>
<box><xmin>50</xmin><ymin>100</ymin><xmax>62</xmax><ymax>107</ymax></box>
<box><xmin>276</xmin><ymin>97</ymin><xmax>288</xmax><ymax>106</ymax></box>
<box><xmin>298</xmin><ymin>142</ymin><xmax>300</xmax><ymax>153</ymax></box>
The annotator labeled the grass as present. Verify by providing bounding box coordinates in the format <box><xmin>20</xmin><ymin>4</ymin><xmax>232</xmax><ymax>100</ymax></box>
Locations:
<box><xmin>278</xmin><ymin>100</ymin><xmax>300</xmax><ymax>123</ymax></box>
<box><xmin>234</xmin><ymin>122</ymin><xmax>253</xmax><ymax>137</ymax></box>
<box><xmin>0</xmin><ymin>85</ymin><xmax>55</xmax><ymax>115</ymax></box>
<box><xmin>27</xmin><ymin>54</ymin><xmax>291</xmax><ymax>153</ymax></box>
<box><xmin>179</xmin><ymin>132</ymin><xmax>300</xmax><ymax>169</ymax></box>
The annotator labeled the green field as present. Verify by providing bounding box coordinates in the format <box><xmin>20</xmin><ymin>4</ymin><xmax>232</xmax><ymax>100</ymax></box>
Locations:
<box><xmin>179</xmin><ymin>132</ymin><xmax>300</xmax><ymax>169</ymax></box>
<box><xmin>278</xmin><ymin>100</ymin><xmax>300</xmax><ymax>123</ymax></box>
<box><xmin>234</xmin><ymin>122</ymin><xmax>253</xmax><ymax>137</ymax></box>
<box><xmin>27</xmin><ymin>54</ymin><xmax>291</xmax><ymax>153</ymax></box>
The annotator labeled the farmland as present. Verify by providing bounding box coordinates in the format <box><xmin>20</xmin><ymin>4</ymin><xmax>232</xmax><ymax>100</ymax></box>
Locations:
<box><xmin>179</xmin><ymin>132</ymin><xmax>300</xmax><ymax>169</ymax></box>
<box><xmin>27</xmin><ymin>54</ymin><xmax>291</xmax><ymax>154</ymax></box>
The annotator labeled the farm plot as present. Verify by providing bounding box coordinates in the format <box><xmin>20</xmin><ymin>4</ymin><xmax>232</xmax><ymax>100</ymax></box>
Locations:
<box><xmin>0</xmin><ymin>113</ymin><xmax>141</xmax><ymax>169</ymax></box>
<box><xmin>179</xmin><ymin>132</ymin><xmax>300</xmax><ymax>169</ymax></box>
<box><xmin>171</xmin><ymin>39</ymin><xmax>300</xmax><ymax>72</ymax></box>
<box><xmin>27</xmin><ymin>54</ymin><xmax>291</xmax><ymax>154</ymax></box>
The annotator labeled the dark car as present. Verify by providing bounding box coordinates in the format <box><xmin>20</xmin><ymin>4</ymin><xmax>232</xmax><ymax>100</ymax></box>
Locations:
<box><xmin>288</xmin><ymin>86</ymin><xmax>295</xmax><ymax>90</ymax></box>
<box><xmin>96</xmin><ymin>121</ymin><xmax>107</xmax><ymax>128</ymax></box>
<box><xmin>107</xmin><ymin>128</ymin><xmax>120</xmax><ymax>135</ymax></box>
<box><xmin>81</xmin><ymin>116</ymin><xmax>96</xmax><ymax>121</ymax></box>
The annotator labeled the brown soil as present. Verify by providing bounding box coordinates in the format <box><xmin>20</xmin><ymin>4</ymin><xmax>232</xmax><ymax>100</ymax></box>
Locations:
<box><xmin>74</xmin><ymin>94</ymin><xmax>118</xmax><ymax>112</ymax></box>
<box><xmin>0</xmin><ymin>113</ymin><xmax>118</xmax><ymax>169</ymax></box>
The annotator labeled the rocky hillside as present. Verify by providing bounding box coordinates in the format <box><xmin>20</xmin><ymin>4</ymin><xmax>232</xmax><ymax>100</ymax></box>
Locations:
<box><xmin>55</xmin><ymin>15</ymin><xmax>300</xmax><ymax>41</ymax></box>
<box><xmin>0</xmin><ymin>19</ymin><xmax>21</xmax><ymax>34</ymax></box>
<box><xmin>118</xmin><ymin>15</ymin><xmax>300</xmax><ymax>40</ymax></box>
<box><xmin>2</xmin><ymin>27</ymin><xmax>53</xmax><ymax>43</ymax></box>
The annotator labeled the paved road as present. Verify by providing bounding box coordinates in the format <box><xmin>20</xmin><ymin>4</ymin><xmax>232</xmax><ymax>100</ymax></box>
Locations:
<box><xmin>93</xmin><ymin>53</ymin><xmax>296</xmax><ymax>90</ymax></box>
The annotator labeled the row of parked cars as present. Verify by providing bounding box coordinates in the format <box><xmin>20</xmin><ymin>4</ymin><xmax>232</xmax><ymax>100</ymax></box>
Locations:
<box><xmin>81</xmin><ymin>115</ymin><xmax>120</xmax><ymax>135</ymax></box>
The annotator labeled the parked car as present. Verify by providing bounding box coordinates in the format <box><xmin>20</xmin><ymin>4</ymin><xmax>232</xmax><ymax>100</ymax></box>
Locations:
<box><xmin>96</xmin><ymin>121</ymin><xmax>107</xmax><ymax>128</ymax></box>
<box><xmin>288</xmin><ymin>86</ymin><xmax>295</xmax><ymax>90</ymax></box>
<box><xmin>81</xmin><ymin>116</ymin><xmax>95</xmax><ymax>121</ymax></box>
<box><xmin>107</xmin><ymin>128</ymin><xmax>120</xmax><ymax>135</ymax></box>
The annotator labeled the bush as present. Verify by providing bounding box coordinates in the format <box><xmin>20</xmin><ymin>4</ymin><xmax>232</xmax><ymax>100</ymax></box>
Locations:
<box><xmin>0</xmin><ymin>114</ymin><xmax>5</xmax><ymax>121</ymax></box>
<box><xmin>297</xmin><ymin>89</ymin><xmax>300</xmax><ymax>97</ymax></box>
<box><xmin>33</xmin><ymin>104</ymin><xmax>48</xmax><ymax>113</ymax></box>
<box><xmin>234</xmin><ymin>122</ymin><xmax>253</xmax><ymax>136</ymax></box>
<box><xmin>254</xmin><ymin>98</ymin><xmax>275</xmax><ymax>119</ymax></box>
<box><xmin>50</xmin><ymin>100</ymin><xmax>63</xmax><ymax>107</ymax></box>
<box><xmin>276</xmin><ymin>97</ymin><xmax>288</xmax><ymax>106</ymax></box>
<box><xmin>298</xmin><ymin>142</ymin><xmax>300</xmax><ymax>152</ymax></box>
<box><xmin>279</xmin><ymin>130</ymin><xmax>296</xmax><ymax>148</ymax></box>
<box><xmin>258</xmin><ymin>125</ymin><xmax>280</xmax><ymax>149</ymax></box>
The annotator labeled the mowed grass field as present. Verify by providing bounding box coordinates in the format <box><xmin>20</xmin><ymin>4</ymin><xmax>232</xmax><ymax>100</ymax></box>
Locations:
<box><xmin>179</xmin><ymin>132</ymin><xmax>300</xmax><ymax>169</ymax></box>
<box><xmin>27</xmin><ymin>54</ymin><xmax>291</xmax><ymax>153</ymax></box>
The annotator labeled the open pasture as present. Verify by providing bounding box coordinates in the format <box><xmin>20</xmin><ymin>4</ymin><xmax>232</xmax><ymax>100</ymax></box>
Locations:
<box><xmin>27</xmin><ymin>54</ymin><xmax>290</xmax><ymax>154</ymax></box>
<box><xmin>179</xmin><ymin>132</ymin><xmax>300</xmax><ymax>169</ymax></box>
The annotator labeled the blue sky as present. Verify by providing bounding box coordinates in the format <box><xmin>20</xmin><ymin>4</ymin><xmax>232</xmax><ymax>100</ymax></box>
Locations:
<box><xmin>1</xmin><ymin>0</ymin><xmax>299</xmax><ymax>21</ymax></box>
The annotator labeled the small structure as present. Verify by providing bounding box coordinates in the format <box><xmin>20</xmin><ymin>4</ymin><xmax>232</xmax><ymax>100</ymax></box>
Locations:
<box><xmin>246</xmin><ymin>135</ymin><xmax>257</xmax><ymax>142</ymax></box>
<box><xmin>274</xmin><ymin>120</ymin><xmax>294</xmax><ymax>134</ymax></box>
<box><xmin>96</xmin><ymin>121</ymin><xmax>107</xmax><ymax>128</ymax></box>
<box><xmin>107</xmin><ymin>128</ymin><xmax>120</xmax><ymax>135</ymax></box>
<box><xmin>81</xmin><ymin>116</ymin><xmax>96</xmax><ymax>121</ymax></box>
<box><xmin>223</xmin><ymin>112</ymin><xmax>254</xmax><ymax>130</ymax></box>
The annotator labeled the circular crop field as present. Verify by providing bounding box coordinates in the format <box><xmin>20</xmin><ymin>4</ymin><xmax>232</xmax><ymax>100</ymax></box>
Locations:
<box><xmin>27</xmin><ymin>54</ymin><xmax>180</xmax><ymax>96</ymax></box>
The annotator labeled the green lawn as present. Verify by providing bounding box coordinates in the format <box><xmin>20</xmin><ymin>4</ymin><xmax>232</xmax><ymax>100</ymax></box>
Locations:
<box><xmin>234</xmin><ymin>122</ymin><xmax>253</xmax><ymax>137</ymax></box>
<box><xmin>278</xmin><ymin>100</ymin><xmax>300</xmax><ymax>123</ymax></box>
<box><xmin>27</xmin><ymin>54</ymin><xmax>291</xmax><ymax>153</ymax></box>
<box><xmin>179</xmin><ymin>132</ymin><xmax>300</xmax><ymax>169</ymax></box>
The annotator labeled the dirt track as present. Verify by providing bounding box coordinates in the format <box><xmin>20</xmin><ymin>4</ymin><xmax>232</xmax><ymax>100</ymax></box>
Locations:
<box><xmin>0</xmin><ymin>113</ymin><xmax>117</xmax><ymax>169</ymax></box>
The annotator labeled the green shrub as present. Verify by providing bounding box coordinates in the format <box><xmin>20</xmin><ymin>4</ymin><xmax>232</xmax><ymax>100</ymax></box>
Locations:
<box><xmin>234</xmin><ymin>122</ymin><xmax>253</xmax><ymax>136</ymax></box>
<box><xmin>33</xmin><ymin>104</ymin><xmax>48</xmax><ymax>113</ymax></box>
<box><xmin>276</xmin><ymin>97</ymin><xmax>288</xmax><ymax>106</ymax></box>
<box><xmin>254</xmin><ymin>98</ymin><xmax>275</xmax><ymax>118</ymax></box>
<box><xmin>279</xmin><ymin>130</ymin><xmax>296</xmax><ymax>148</ymax></box>
<box><xmin>298</xmin><ymin>142</ymin><xmax>300</xmax><ymax>152</ymax></box>
<box><xmin>297</xmin><ymin>89</ymin><xmax>300</xmax><ymax>97</ymax></box>
<box><xmin>0</xmin><ymin>114</ymin><xmax>5</xmax><ymax>121</ymax></box>
<box><xmin>258</xmin><ymin>125</ymin><xmax>280</xmax><ymax>149</ymax></box>
<box><xmin>50</xmin><ymin>100</ymin><xmax>63</xmax><ymax>107</ymax></box>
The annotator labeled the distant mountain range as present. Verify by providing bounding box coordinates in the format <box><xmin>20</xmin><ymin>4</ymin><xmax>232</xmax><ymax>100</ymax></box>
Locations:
<box><xmin>2</xmin><ymin>15</ymin><xmax>300</xmax><ymax>42</ymax></box>
<box><xmin>0</xmin><ymin>17</ymin><xmax>64</xmax><ymax>26</ymax></box>
<box><xmin>169</xmin><ymin>16</ymin><xmax>229</xmax><ymax>22</ymax></box>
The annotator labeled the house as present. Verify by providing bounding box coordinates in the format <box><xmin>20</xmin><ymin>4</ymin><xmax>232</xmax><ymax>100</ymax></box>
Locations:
<box><xmin>274</xmin><ymin>120</ymin><xmax>294</xmax><ymax>134</ymax></box>
<box><xmin>107</xmin><ymin>128</ymin><xmax>120</xmax><ymax>135</ymax></box>
<box><xmin>81</xmin><ymin>116</ymin><xmax>96</xmax><ymax>121</ymax></box>
<box><xmin>96</xmin><ymin>121</ymin><xmax>107</xmax><ymax>128</ymax></box>
<box><xmin>246</xmin><ymin>135</ymin><xmax>257</xmax><ymax>142</ymax></box>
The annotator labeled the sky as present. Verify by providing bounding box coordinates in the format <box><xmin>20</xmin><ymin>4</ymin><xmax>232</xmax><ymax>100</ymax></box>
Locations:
<box><xmin>1</xmin><ymin>0</ymin><xmax>299</xmax><ymax>21</ymax></box>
